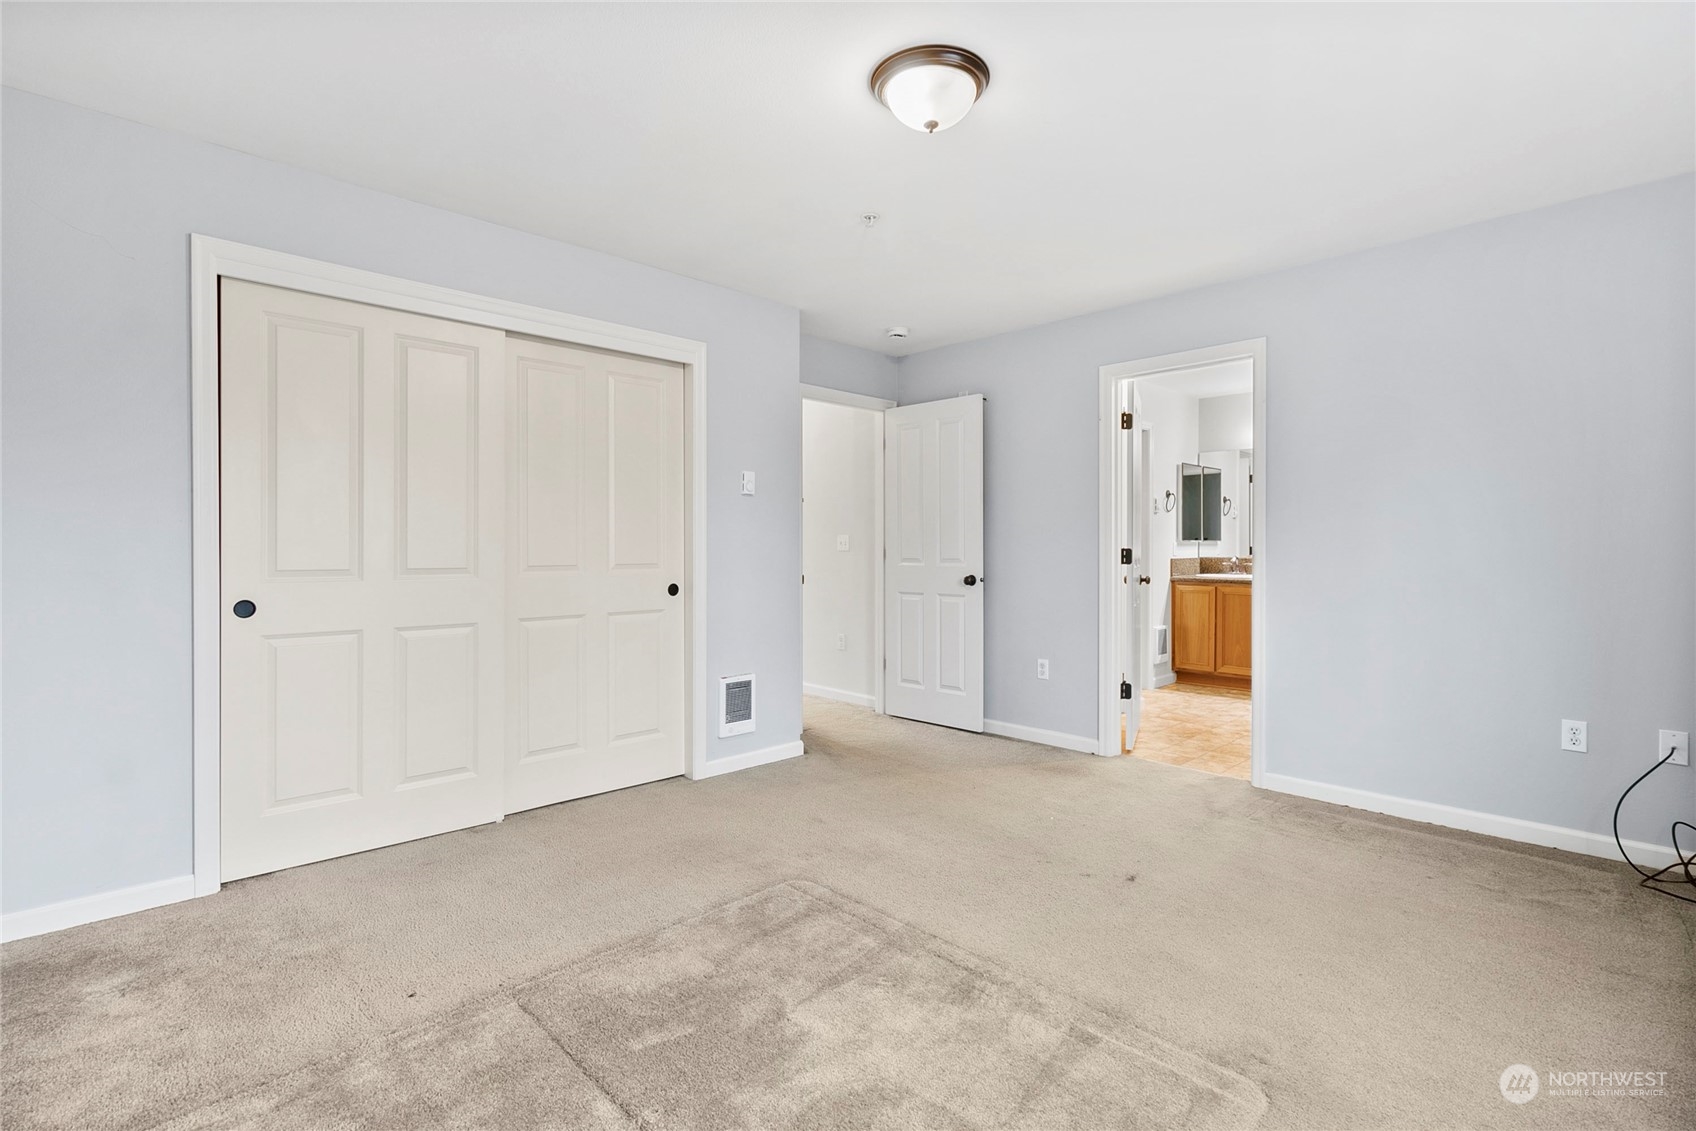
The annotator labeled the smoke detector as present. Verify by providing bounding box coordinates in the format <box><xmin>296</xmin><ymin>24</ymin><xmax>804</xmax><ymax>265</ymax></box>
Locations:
<box><xmin>885</xmin><ymin>326</ymin><xmax>910</xmax><ymax>340</ymax></box>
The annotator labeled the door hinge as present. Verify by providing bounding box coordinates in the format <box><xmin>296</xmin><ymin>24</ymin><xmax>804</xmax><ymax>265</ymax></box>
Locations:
<box><xmin>1120</xmin><ymin>680</ymin><xmax>1134</xmax><ymax>700</ymax></box>
<box><xmin>1120</xmin><ymin>548</ymin><xmax>1133</xmax><ymax>565</ymax></box>
<box><xmin>1120</xmin><ymin>412</ymin><xmax>1133</xmax><ymax>429</ymax></box>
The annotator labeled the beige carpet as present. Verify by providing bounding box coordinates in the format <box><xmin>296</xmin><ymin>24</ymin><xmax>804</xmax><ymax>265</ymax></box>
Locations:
<box><xmin>5</xmin><ymin>698</ymin><xmax>1694</xmax><ymax>1129</ymax></box>
<box><xmin>161</xmin><ymin>881</ymin><xmax>1265</xmax><ymax>1130</ymax></box>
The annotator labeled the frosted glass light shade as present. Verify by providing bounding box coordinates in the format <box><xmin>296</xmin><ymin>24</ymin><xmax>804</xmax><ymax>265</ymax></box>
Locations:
<box><xmin>870</xmin><ymin>45</ymin><xmax>990</xmax><ymax>134</ymax></box>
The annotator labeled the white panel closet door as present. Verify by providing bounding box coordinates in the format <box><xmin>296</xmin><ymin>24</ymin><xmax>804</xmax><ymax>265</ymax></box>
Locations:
<box><xmin>219</xmin><ymin>280</ymin><xmax>506</xmax><ymax>881</ymax></box>
<box><xmin>504</xmin><ymin>337</ymin><xmax>686</xmax><ymax>813</ymax></box>
<box><xmin>882</xmin><ymin>395</ymin><xmax>984</xmax><ymax>731</ymax></box>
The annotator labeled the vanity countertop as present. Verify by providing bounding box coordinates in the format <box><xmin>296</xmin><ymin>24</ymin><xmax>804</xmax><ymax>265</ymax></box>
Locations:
<box><xmin>1179</xmin><ymin>573</ymin><xmax>1252</xmax><ymax>584</ymax></box>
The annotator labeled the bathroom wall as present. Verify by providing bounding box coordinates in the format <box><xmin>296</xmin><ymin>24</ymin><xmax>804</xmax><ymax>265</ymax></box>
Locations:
<box><xmin>1198</xmin><ymin>393</ymin><xmax>1253</xmax><ymax>451</ymax></box>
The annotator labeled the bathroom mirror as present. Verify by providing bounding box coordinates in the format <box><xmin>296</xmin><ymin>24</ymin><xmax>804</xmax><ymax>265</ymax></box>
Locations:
<box><xmin>1197</xmin><ymin>448</ymin><xmax>1253</xmax><ymax>555</ymax></box>
<box><xmin>1179</xmin><ymin>463</ymin><xmax>1223</xmax><ymax>542</ymax></box>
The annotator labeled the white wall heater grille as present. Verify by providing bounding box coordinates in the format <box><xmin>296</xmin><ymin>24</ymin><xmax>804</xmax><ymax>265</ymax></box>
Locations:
<box><xmin>719</xmin><ymin>674</ymin><xmax>755</xmax><ymax>738</ymax></box>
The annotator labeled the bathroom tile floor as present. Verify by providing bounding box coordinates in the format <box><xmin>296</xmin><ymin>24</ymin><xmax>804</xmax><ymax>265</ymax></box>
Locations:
<box><xmin>1125</xmin><ymin>681</ymin><xmax>1251</xmax><ymax>779</ymax></box>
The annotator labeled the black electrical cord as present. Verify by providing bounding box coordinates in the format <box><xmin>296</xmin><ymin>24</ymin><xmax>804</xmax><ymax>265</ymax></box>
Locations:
<box><xmin>1612</xmin><ymin>745</ymin><xmax>1696</xmax><ymax>905</ymax></box>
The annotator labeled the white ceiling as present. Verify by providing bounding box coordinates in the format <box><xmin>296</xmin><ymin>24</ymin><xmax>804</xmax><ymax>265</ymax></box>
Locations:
<box><xmin>4</xmin><ymin>3</ymin><xmax>1691</xmax><ymax>355</ymax></box>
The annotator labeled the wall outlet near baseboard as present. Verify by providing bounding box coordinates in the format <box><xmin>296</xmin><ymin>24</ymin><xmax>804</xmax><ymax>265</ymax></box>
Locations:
<box><xmin>1560</xmin><ymin>720</ymin><xmax>1587</xmax><ymax>753</ymax></box>
<box><xmin>1660</xmin><ymin>729</ymin><xmax>1688</xmax><ymax>767</ymax></box>
<box><xmin>1036</xmin><ymin>659</ymin><xmax>1049</xmax><ymax>680</ymax></box>
<box><xmin>836</xmin><ymin>634</ymin><xmax>847</xmax><ymax>651</ymax></box>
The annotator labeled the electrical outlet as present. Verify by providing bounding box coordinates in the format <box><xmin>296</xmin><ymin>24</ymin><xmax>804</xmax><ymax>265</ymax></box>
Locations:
<box><xmin>1036</xmin><ymin>659</ymin><xmax>1049</xmax><ymax>680</ymax></box>
<box><xmin>835</xmin><ymin>634</ymin><xmax>847</xmax><ymax>651</ymax></box>
<box><xmin>1560</xmin><ymin>720</ymin><xmax>1587</xmax><ymax>753</ymax></box>
<box><xmin>836</xmin><ymin>534</ymin><xmax>850</xmax><ymax>551</ymax></box>
<box><xmin>1660</xmin><ymin>729</ymin><xmax>1689</xmax><ymax>767</ymax></box>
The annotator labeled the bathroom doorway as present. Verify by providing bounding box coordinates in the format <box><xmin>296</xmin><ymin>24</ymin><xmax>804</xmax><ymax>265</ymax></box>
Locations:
<box><xmin>1097</xmin><ymin>340</ymin><xmax>1265</xmax><ymax>783</ymax></box>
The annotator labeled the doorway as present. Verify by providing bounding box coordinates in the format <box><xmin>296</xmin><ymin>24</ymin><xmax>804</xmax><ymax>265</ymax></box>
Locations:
<box><xmin>798</xmin><ymin>387</ymin><xmax>987</xmax><ymax>733</ymax></box>
<box><xmin>1097</xmin><ymin>340</ymin><xmax>1266</xmax><ymax>785</ymax></box>
<box><xmin>800</xmin><ymin>385</ymin><xmax>891</xmax><ymax>712</ymax></box>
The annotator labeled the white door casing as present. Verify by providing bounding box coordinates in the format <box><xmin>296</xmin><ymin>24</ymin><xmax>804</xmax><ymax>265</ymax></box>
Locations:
<box><xmin>219</xmin><ymin>280</ymin><xmax>507</xmax><ymax>881</ymax></box>
<box><xmin>505</xmin><ymin>337</ymin><xmax>687</xmax><ymax>813</ymax></box>
<box><xmin>192</xmin><ymin>237</ymin><xmax>710</xmax><ymax>899</ymax></box>
<box><xmin>1097</xmin><ymin>338</ymin><xmax>1266</xmax><ymax>780</ymax></box>
<box><xmin>882</xmin><ymin>395</ymin><xmax>985</xmax><ymax>732</ymax></box>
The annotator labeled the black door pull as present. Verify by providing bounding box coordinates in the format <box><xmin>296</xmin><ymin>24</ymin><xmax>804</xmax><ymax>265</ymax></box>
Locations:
<box><xmin>233</xmin><ymin>600</ymin><xmax>256</xmax><ymax>618</ymax></box>
<box><xmin>963</xmin><ymin>575</ymin><xmax>977</xmax><ymax>586</ymax></box>
<box><xmin>668</xmin><ymin>583</ymin><xmax>680</xmax><ymax>597</ymax></box>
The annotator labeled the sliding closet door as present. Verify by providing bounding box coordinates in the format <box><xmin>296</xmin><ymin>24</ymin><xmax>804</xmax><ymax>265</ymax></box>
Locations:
<box><xmin>504</xmin><ymin>337</ymin><xmax>687</xmax><ymax>814</ymax></box>
<box><xmin>219</xmin><ymin>279</ymin><xmax>507</xmax><ymax>881</ymax></box>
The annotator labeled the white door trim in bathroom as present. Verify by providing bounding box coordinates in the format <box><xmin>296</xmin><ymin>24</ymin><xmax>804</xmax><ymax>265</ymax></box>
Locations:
<box><xmin>1096</xmin><ymin>339</ymin><xmax>1267</xmax><ymax>785</ymax></box>
<box><xmin>190</xmin><ymin>236</ymin><xmax>709</xmax><ymax>898</ymax></box>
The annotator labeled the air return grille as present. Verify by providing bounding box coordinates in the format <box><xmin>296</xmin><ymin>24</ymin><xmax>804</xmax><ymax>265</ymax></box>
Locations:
<box><xmin>719</xmin><ymin>674</ymin><xmax>755</xmax><ymax>738</ymax></box>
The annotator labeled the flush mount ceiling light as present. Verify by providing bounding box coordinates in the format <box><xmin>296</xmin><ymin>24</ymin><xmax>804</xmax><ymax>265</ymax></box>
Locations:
<box><xmin>869</xmin><ymin>44</ymin><xmax>990</xmax><ymax>134</ymax></box>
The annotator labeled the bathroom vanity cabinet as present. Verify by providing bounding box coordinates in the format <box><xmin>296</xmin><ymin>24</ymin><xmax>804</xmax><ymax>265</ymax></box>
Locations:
<box><xmin>1171</xmin><ymin>580</ymin><xmax>1251</xmax><ymax>684</ymax></box>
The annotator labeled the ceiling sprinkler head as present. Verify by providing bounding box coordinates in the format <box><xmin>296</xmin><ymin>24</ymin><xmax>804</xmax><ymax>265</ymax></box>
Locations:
<box><xmin>885</xmin><ymin>326</ymin><xmax>910</xmax><ymax>340</ymax></box>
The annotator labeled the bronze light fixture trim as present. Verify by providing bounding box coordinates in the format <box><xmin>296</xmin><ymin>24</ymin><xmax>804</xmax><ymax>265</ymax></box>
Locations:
<box><xmin>869</xmin><ymin>44</ymin><xmax>991</xmax><ymax>134</ymax></box>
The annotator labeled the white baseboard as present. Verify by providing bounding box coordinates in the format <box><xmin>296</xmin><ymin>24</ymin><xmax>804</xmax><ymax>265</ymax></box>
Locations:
<box><xmin>1260</xmin><ymin>773</ymin><xmax>1684</xmax><ymax>870</ymax></box>
<box><xmin>1151</xmin><ymin>672</ymin><xmax>1177</xmax><ymax>690</ymax></box>
<box><xmin>2</xmin><ymin>874</ymin><xmax>197</xmax><ymax>943</ymax></box>
<box><xmin>983</xmin><ymin>719</ymin><xmax>1099</xmax><ymax>756</ymax></box>
<box><xmin>694</xmin><ymin>739</ymin><xmax>806</xmax><ymax>780</ymax></box>
<box><xmin>802</xmin><ymin>683</ymin><xmax>875</xmax><ymax>709</ymax></box>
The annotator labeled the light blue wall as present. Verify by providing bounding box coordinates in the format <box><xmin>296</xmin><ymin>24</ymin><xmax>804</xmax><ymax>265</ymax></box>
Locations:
<box><xmin>800</xmin><ymin>334</ymin><xmax>899</xmax><ymax>402</ymax></box>
<box><xmin>899</xmin><ymin>176</ymin><xmax>1696</xmax><ymax>846</ymax></box>
<box><xmin>1</xmin><ymin>90</ymin><xmax>803</xmax><ymax>914</ymax></box>
<box><xmin>5</xmin><ymin>82</ymin><xmax>1689</xmax><ymax>916</ymax></box>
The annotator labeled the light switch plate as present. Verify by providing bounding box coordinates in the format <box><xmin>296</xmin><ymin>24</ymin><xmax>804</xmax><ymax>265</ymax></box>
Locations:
<box><xmin>740</xmin><ymin>471</ymin><xmax>756</xmax><ymax>496</ymax></box>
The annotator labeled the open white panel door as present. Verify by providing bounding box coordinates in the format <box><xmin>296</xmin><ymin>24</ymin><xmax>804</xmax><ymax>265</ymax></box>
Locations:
<box><xmin>1120</xmin><ymin>382</ymin><xmax>1148</xmax><ymax>754</ymax></box>
<box><xmin>882</xmin><ymin>395</ymin><xmax>984</xmax><ymax>731</ymax></box>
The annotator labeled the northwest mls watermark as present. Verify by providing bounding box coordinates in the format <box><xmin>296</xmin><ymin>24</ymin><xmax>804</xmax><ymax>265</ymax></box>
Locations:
<box><xmin>1500</xmin><ymin>1064</ymin><xmax>1672</xmax><ymax>1104</ymax></box>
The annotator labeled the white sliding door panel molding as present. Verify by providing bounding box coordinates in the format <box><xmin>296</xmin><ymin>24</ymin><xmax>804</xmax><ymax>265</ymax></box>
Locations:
<box><xmin>882</xmin><ymin>396</ymin><xmax>984</xmax><ymax>731</ymax></box>
<box><xmin>505</xmin><ymin>337</ymin><xmax>686</xmax><ymax>813</ymax></box>
<box><xmin>219</xmin><ymin>280</ymin><xmax>505</xmax><ymax>881</ymax></box>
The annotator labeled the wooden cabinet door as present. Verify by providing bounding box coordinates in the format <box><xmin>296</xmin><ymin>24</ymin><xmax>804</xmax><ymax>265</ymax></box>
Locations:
<box><xmin>1215</xmin><ymin>584</ymin><xmax>1252</xmax><ymax>677</ymax></box>
<box><xmin>1171</xmin><ymin>583</ymin><xmax>1216</xmax><ymax>673</ymax></box>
